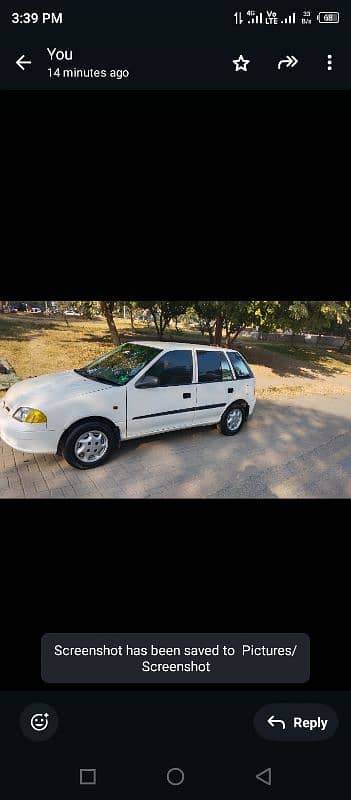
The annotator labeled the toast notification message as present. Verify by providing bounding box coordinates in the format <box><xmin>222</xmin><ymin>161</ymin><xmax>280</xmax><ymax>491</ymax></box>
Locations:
<box><xmin>41</xmin><ymin>633</ymin><xmax>310</xmax><ymax>683</ymax></box>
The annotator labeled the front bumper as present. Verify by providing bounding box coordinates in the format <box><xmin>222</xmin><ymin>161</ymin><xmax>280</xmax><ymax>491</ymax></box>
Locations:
<box><xmin>0</xmin><ymin>405</ymin><xmax>58</xmax><ymax>454</ymax></box>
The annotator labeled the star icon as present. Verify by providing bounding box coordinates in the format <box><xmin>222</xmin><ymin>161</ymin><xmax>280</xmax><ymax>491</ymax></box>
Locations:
<box><xmin>232</xmin><ymin>54</ymin><xmax>250</xmax><ymax>72</ymax></box>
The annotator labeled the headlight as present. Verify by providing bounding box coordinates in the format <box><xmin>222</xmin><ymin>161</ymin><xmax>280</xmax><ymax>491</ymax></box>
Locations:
<box><xmin>13</xmin><ymin>407</ymin><xmax>47</xmax><ymax>423</ymax></box>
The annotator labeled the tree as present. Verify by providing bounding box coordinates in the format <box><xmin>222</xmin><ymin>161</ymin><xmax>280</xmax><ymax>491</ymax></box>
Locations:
<box><xmin>139</xmin><ymin>301</ymin><xmax>189</xmax><ymax>339</ymax></box>
<box><xmin>76</xmin><ymin>301</ymin><xmax>99</xmax><ymax>319</ymax></box>
<box><xmin>337</xmin><ymin>301</ymin><xmax>351</xmax><ymax>349</ymax></box>
<box><xmin>193</xmin><ymin>302</ymin><xmax>217</xmax><ymax>343</ymax></box>
<box><xmin>278</xmin><ymin>300</ymin><xmax>349</xmax><ymax>337</ymax></box>
<box><xmin>100</xmin><ymin>301</ymin><xmax>121</xmax><ymax>345</ymax></box>
<box><xmin>222</xmin><ymin>301</ymin><xmax>263</xmax><ymax>346</ymax></box>
<box><xmin>193</xmin><ymin>301</ymin><xmax>261</xmax><ymax>346</ymax></box>
<box><xmin>124</xmin><ymin>301</ymin><xmax>140</xmax><ymax>333</ymax></box>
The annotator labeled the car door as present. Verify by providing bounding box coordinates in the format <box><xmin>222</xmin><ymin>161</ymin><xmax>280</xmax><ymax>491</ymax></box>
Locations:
<box><xmin>195</xmin><ymin>350</ymin><xmax>235</xmax><ymax>425</ymax></box>
<box><xmin>127</xmin><ymin>349</ymin><xmax>196</xmax><ymax>438</ymax></box>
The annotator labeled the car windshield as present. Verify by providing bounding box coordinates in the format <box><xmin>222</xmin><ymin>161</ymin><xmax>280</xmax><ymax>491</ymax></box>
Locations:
<box><xmin>75</xmin><ymin>343</ymin><xmax>161</xmax><ymax>386</ymax></box>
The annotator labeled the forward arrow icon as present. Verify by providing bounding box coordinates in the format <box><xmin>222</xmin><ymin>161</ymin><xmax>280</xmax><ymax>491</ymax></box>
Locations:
<box><xmin>278</xmin><ymin>55</ymin><xmax>298</xmax><ymax>70</ymax></box>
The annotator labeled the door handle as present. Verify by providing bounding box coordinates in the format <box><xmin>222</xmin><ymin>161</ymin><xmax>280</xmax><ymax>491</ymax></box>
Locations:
<box><xmin>183</xmin><ymin>393</ymin><xmax>191</xmax><ymax>399</ymax></box>
<box><xmin>228</xmin><ymin>387</ymin><xmax>234</xmax><ymax>393</ymax></box>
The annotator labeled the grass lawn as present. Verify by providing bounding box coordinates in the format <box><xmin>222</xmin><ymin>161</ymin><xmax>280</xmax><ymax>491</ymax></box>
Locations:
<box><xmin>1</xmin><ymin>314</ymin><xmax>350</xmax><ymax>399</ymax></box>
<box><xmin>256</xmin><ymin>341</ymin><xmax>351</xmax><ymax>372</ymax></box>
<box><xmin>0</xmin><ymin>314</ymin><xmax>207</xmax><ymax>383</ymax></box>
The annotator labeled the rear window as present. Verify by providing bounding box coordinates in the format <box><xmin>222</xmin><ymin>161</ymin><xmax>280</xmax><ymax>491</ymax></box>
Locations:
<box><xmin>226</xmin><ymin>351</ymin><xmax>253</xmax><ymax>379</ymax></box>
<box><xmin>197</xmin><ymin>351</ymin><xmax>233</xmax><ymax>383</ymax></box>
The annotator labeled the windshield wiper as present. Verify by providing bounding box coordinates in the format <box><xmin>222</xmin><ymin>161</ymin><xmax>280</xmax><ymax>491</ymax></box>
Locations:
<box><xmin>74</xmin><ymin>369</ymin><xmax>116</xmax><ymax>386</ymax></box>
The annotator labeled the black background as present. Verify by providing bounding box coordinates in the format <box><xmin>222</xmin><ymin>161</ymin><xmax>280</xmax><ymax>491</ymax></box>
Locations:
<box><xmin>1</xmin><ymin>499</ymin><xmax>347</xmax><ymax>691</ymax></box>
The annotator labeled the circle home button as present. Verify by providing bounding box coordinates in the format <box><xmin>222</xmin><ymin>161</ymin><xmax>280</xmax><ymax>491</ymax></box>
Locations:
<box><xmin>167</xmin><ymin>767</ymin><xmax>185</xmax><ymax>786</ymax></box>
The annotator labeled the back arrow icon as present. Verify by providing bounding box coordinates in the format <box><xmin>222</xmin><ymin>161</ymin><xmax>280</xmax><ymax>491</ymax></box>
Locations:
<box><xmin>278</xmin><ymin>55</ymin><xmax>298</xmax><ymax>70</ymax></box>
<box><xmin>256</xmin><ymin>768</ymin><xmax>272</xmax><ymax>787</ymax></box>
<box><xmin>16</xmin><ymin>55</ymin><xmax>32</xmax><ymax>71</ymax></box>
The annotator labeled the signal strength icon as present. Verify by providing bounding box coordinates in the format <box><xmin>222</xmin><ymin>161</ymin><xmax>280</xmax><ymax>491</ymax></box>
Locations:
<box><xmin>281</xmin><ymin>12</ymin><xmax>296</xmax><ymax>23</ymax></box>
<box><xmin>247</xmin><ymin>10</ymin><xmax>263</xmax><ymax>23</ymax></box>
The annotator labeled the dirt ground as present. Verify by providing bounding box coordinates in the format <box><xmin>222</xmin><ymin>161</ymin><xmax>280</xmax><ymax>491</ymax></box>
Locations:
<box><xmin>1</xmin><ymin>314</ymin><xmax>351</xmax><ymax>400</ymax></box>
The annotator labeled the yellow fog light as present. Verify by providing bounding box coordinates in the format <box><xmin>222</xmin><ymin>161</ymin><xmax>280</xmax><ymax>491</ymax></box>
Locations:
<box><xmin>13</xmin><ymin>407</ymin><xmax>47</xmax><ymax>423</ymax></box>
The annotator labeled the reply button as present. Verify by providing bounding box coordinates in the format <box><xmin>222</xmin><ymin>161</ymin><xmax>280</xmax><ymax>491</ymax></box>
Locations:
<box><xmin>254</xmin><ymin>704</ymin><xmax>339</xmax><ymax>741</ymax></box>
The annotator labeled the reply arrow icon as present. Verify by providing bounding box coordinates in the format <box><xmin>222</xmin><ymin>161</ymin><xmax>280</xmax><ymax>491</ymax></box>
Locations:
<box><xmin>16</xmin><ymin>54</ymin><xmax>32</xmax><ymax>71</ymax></box>
<box><xmin>267</xmin><ymin>715</ymin><xmax>286</xmax><ymax>730</ymax></box>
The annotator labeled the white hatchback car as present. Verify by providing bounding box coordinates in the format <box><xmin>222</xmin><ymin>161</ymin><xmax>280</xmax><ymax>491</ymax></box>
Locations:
<box><xmin>0</xmin><ymin>342</ymin><xmax>256</xmax><ymax>469</ymax></box>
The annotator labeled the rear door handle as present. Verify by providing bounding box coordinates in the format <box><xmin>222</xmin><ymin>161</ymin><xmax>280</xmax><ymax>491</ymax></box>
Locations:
<box><xmin>183</xmin><ymin>393</ymin><xmax>191</xmax><ymax>399</ymax></box>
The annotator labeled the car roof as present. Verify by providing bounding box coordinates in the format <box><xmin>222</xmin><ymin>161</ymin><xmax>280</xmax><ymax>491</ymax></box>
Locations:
<box><xmin>129</xmin><ymin>340</ymin><xmax>239</xmax><ymax>353</ymax></box>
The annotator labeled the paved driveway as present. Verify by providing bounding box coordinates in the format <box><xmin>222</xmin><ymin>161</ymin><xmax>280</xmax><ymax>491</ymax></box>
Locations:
<box><xmin>1</xmin><ymin>394</ymin><xmax>351</xmax><ymax>498</ymax></box>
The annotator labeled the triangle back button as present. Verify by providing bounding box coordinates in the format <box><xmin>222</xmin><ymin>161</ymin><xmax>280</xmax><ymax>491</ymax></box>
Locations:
<box><xmin>256</xmin><ymin>768</ymin><xmax>272</xmax><ymax>786</ymax></box>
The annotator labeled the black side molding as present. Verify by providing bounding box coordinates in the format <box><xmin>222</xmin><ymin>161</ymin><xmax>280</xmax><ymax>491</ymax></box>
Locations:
<box><xmin>133</xmin><ymin>403</ymin><xmax>226</xmax><ymax>421</ymax></box>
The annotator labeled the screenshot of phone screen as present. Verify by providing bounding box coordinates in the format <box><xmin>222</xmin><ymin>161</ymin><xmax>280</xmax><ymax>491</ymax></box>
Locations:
<box><xmin>0</xmin><ymin>297</ymin><xmax>350</xmax><ymax>796</ymax></box>
<box><xmin>1</xmin><ymin>2</ymin><xmax>350</xmax><ymax>92</ymax></box>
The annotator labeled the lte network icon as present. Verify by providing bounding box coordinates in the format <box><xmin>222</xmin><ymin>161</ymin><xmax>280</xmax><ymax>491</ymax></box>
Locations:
<box><xmin>80</xmin><ymin>769</ymin><xmax>97</xmax><ymax>786</ymax></box>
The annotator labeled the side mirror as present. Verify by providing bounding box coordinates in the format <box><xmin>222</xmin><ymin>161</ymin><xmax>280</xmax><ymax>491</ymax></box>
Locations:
<box><xmin>135</xmin><ymin>375</ymin><xmax>160</xmax><ymax>389</ymax></box>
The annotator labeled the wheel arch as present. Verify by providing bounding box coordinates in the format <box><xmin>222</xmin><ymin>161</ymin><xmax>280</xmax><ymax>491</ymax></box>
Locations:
<box><xmin>57</xmin><ymin>416</ymin><xmax>120</xmax><ymax>455</ymax></box>
<box><xmin>224</xmin><ymin>398</ymin><xmax>250</xmax><ymax>420</ymax></box>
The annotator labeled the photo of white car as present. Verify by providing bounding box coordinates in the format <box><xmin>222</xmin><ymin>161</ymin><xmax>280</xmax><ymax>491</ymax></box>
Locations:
<box><xmin>0</xmin><ymin>342</ymin><xmax>256</xmax><ymax>469</ymax></box>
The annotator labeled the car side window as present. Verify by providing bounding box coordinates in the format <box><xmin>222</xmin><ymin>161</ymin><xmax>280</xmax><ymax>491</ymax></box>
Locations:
<box><xmin>143</xmin><ymin>350</ymin><xmax>193</xmax><ymax>386</ymax></box>
<box><xmin>226</xmin><ymin>351</ymin><xmax>252</xmax><ymax>379</ymax></box>
<box><xmin>197</xmin><ymin>351</ymin><xmax>233</xmax><ymax>383</ymax></box>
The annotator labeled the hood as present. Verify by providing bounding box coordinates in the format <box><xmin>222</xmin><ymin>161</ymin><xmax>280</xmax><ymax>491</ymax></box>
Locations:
<box><xmin>3</xmin><ymin>370</ymin><xmax>113</xmax><ymax>412</ymax></box>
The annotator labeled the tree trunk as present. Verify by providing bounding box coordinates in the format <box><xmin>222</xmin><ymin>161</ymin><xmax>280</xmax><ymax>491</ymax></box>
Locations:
<box><xmin>159</xmin><ymin>313</ymin><xmax>168</xmax><ymax>339</ymax></box>
<box><xmin>198</xmin><ymin>321</ymin><xmax>206</xmax><ymax>337</ymax></box>
<box><xmin>231</xmin><ymin>328</ymin><xmax>242</xmax><ymax>340</ymax></box>
<box><xmin>339</xmin><ymin>336</ymin><xmax>348</xmax><ymax>352</ymax></box>
<box><xmin>151</xmin><ymin>311</ymin><xmax>160</xmax><ymax>337</ymax></box>
<box><xmin>206</xmin><ymin>324</ymin><xmax>214</xmax><ymax>344</ymax></box>
<box><xmin>214</xmin><ymin>315</ymin><xmax>224</xmax><ymax>347</ymax></box>
<box><xmin>130</xmin><ymin>308</ymin><xmax>134</xmax><ymax>332</ymax></box>
<box><xmin>100</xmin><ymin>301</ymin><xmax>120</xmax><ymax>345</ymax></box>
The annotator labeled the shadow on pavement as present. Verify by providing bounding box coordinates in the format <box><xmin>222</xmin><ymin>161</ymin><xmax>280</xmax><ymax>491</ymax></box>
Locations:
<box><xmin>1</xmin><ymin>397</ymin><xmax>350</xmax><ymax>498</ymax></box>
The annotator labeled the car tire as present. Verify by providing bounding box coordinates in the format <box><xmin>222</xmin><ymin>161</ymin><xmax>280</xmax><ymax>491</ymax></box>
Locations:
<box><xmin>62</xmin><ymin>421</ymin><xmax>116</xmax><ymax>469</ymax></box>
<box><xmin>219</xmin><ymin>403</ymin><xmax>245</xmax><ymax>436</ymax></box>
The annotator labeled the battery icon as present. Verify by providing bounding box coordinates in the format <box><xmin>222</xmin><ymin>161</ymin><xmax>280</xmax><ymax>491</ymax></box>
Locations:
<box><xmin>317</xmin><ymin>11</ymin><xmax>340</xmax><ymax>22</ymax></box>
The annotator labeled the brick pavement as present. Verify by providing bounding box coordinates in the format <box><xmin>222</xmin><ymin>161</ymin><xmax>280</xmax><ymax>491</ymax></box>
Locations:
<box><xmin>1</xmin><ymin>395</ymin><xmax>351</xmax><ymax>498</ymax></box>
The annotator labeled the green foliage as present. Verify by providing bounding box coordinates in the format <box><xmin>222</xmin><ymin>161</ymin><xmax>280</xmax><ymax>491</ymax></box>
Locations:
<box><xmin>139</xmin><ymin>301</ymin><xmax>190</xmax><ymax>338</ymax></box>
<box><xmin>76</xmin><ymin>301</ymin><xmax>100</xmax><ymax>319</ymax></box>
<box><xmin>17</xmin><ymin>298</ymin><xmax>351</xmax><ymax>348</ymax></box>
